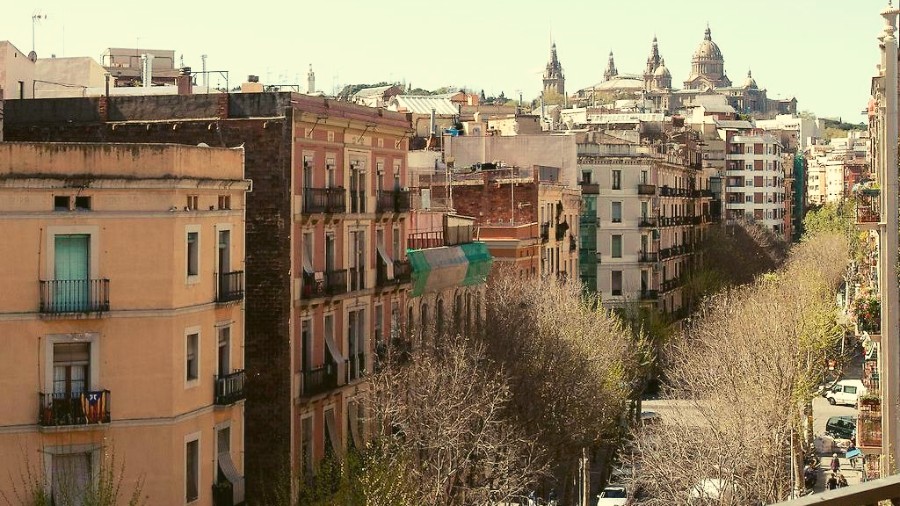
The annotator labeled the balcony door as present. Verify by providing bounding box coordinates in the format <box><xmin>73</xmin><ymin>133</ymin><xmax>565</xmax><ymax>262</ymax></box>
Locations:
<box><xmin>54</xmin><ymin>234</ymin><xmax>90</xmax><ymax>311</ymax></box>
<box><xmin>325</xmin><ymin>233</ymin><xmax>335</xmax><ymax>273</ymax></box>
<box><xmin>218</xmin><ymin>230</ymin><xmax>231</xmax><ymax>274</ymax></box>
<box><xmin>52</xmin><ymin>452</ymin><xmax>92</xmax><ymax>506</ymax></box>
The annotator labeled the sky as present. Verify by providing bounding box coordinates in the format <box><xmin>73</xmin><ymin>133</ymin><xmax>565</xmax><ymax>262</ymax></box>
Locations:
<box><xmin>2</xmin><ymin>0</ymin><xmax>892</xmax><ymax>122</ymax></box>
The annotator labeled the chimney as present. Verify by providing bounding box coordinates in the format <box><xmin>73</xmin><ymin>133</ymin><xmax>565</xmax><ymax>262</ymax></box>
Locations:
<box><xmin>141</xmin><ymin>53</ymin><xmax>154</xmax><ymax>88</ymax></box>
<box><xmin>241</xmin><ymin>75</ymin><xmax>264</xmax><ymax>93</ymax></box>
<box><xmin>177</xmin><ymin>67</ymin><xmax>193</xmax><ymax>95</ymax></box>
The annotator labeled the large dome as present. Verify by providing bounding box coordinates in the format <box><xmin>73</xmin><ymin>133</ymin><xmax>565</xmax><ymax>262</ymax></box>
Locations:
<box><xmin>654</xmin><ymin>59</ymin><xmax>671</xmax><ymax>77</ymax></box>
<box><xmin>693</xmin><ymin>26</ymin><xmax>723</xmax><ymax>61</ymax></box>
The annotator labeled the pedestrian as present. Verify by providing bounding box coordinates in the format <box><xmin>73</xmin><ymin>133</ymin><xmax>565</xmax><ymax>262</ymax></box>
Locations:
<box><xmin>830</xmin><ymin>453</ymin><xmax>841</xmax><ymax>473</ymax></box>
<box><xmin>826</xmin><ymin>472</ymin><xmax>838</xmax><ymax>490</ymax></box>
<box><xmin>803</xmin><ymin>463</ymin><xmax>817</xmax><ymax>491</ymax></box>
<box><xmin>836</xmin><ymin>470</ymin><xmax>848</xmax><ymax>488</ymax></box>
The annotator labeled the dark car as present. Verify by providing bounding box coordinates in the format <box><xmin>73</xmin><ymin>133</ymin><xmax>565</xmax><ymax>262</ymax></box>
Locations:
<box><xmin>825</xmin><ymin>415</ymin><xmax>856</xmax><ymax>440</ymax></box>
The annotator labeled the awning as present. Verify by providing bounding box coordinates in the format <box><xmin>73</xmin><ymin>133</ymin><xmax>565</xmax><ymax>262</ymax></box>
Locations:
<box><xmin>348</xmin><ymin>400</ymin><xmax>362</xmax><ymax>449</ymax></box>
<box><xmin>377</xmin><ymin>245</ymin><xmax>394</xmax><ymax>280</ymax></box>
<box><xmin>302</xmin><ymin>252</ymin><xmax>314</xmax><ymax>275</ymax></box>
<box><xmin>324</xmin><ymin>408</ymin><xmax>343</xmax><ymax>458</ymax></box>
<box><xmin>407</xmin><ymin>242</ymin><xmax>493</xmax><ymax>297</ymax></box>
<box><xmin>324</xmin><ymin>332</ymin><xmax>346</xmax><ymax>384</ymax></box>
<box><xmin>218</xmin><ymin>452</ymin><xmax>245</xmax><ymax>505</ymax></box>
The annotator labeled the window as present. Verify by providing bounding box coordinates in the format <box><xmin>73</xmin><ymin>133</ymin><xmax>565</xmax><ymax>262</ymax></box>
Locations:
<box><xmin>348</xmin><ymin>308</ymin><xmax>365</xmax><ymax>380</ymax></box>
<box><xmin>217</xmin><ymin>327</ymin><xmax>230</xmax><ymax>377</ymax></box>
<box><xmin>185</xmin><ymin>437</ymin><xmax>199</xmax><ymax>503</ymax></box>
<box><xmin>75</xmin><ymin>196</ymin><xmax>92</xmax><ymax>211</ymax></box>
<box><xmin>52</xmin><ymin>452</ymin><xmax>92</xmax><ymax>505</ymax></box>
<box><xmin>611</xmin><ymin>235</ymin><xmax>622</xmax><ymax>258</ymax></box>
<box><xmin>301</xmin><ymin>416</ymin><xmax>313</xmax><ymax>478</ymax></box>
<box><xmin>186</xmin><ymin>231</ymin><xmax>199</xmax><ymax>277</ymax></box>
<box><xmin>53</xmin><ymin>342</ymin><xmax>90</xmax><ymax>397</ymax></box>
<box><xmin>218</xmin><ymin>195</ymin><xmax>231</xmax><ymax>210</ymax></box>
<box><xmin>641</xmin><ymin>170</ymin><xmax>648</xmax><ymax>184</ymax></box>
<box><xmin>581</xmin><ymin>170</ymin><xmax>592</xmax><ymax>184</ymax></box>
<box><xmin>611</xmin><ymin>271</ymin><xmax>623</xmax><ymax>296</ymax></box>
<box><xmin>612</xmin><ymin>170</ymin><xmax>621</xmax><ymax>190</ymax></box>
<box><xmin>54</xmin><ymin>196</ymin><xmax>71</xmax><ymax>211</ymax></box>
<box><xmin>611</xmin><ymin>202</ymin><xmax>622</xmax><ymax>223</ymax></box>
<box><xmin>186</xmin><ymin>332</ymin><xmax>199</xmax><ymax>382</ymax></box>
<box><xmin>186</xmin><ymin>195</ymin><xmax>199</xmax><ymax>211</ymax></box>
<box><xmin>845</xmin><ymin>386</ymin><xmax>857</xmax><ymax>395</ymax></box>
<box><xmin>374</xmin><ymin>305</ymin><xmax>383</xmax><ymax>347</ymax></box>
<box><xmin>326</xmin><ymin>157</ymin><xmax>336</xmax><ymax>188</ymax></box>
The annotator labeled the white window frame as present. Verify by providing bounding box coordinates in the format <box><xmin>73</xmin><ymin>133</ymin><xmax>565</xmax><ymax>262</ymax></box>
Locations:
<box><xmin>184</xmin><ymin>431</ymin><xmax>201</xmax><ymax>504</ymax></box>
<box><xmin>214</xmin><ymin>223</ymin><xmax>234</xmax><ymax>276</ymax></box>
<box><xmin>185</xmin><ymin>225</ymin><xmax>201</xmax><ymax>285</ymax></box>
<box><xmin>185</xmin><ymin>326</ymin><xmax>201</xmax><ymax>388</ymax></box>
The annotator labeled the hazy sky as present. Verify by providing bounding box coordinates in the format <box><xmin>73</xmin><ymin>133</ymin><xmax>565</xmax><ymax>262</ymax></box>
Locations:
<box><xmin>4</xmin><ymin>0</ymin><xmax>891</xmax><ymax>122</ymax></box>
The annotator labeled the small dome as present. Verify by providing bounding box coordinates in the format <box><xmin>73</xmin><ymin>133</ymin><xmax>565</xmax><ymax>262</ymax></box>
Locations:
<box><xmin>654</xmin><ymin>59</ymin><xmax>671</xmax><ymax>77</ymax></box>
<box><xmin>743</xmin><ymin>70</ymin><xmax>757</xmax><ymax>89</ymax></box>
<box><xmin>693</xmin><ymin>26</ymin><xmax>723</xmax><ymax>61</ymax></box>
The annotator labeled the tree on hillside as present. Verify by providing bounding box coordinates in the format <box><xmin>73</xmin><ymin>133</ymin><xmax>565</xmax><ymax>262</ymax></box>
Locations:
<box><xmin>629</xmin><ymin>232</ymin><xmax>849</xmax><ymax>504</ymax></box>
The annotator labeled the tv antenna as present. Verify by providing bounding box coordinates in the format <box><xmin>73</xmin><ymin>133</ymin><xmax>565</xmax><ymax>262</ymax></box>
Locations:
<box><xmin>32</xmin><ymin>11</ymin><xmax>47</xmax><ymax>55</ymax></box>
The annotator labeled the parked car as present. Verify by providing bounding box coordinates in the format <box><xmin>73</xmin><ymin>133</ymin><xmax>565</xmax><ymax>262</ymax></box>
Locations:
<box><xmin>595</xmin><ymin>485</ymin><xmax>628</xmax><ymax>506</ymax></box>
<box><xmin>825</xmin><ymin>379</ymin><xmax>867</xmax><ymax>406</ymax></box>
<box><xmin>825</xmin><ymin>415</ymin><xmax>856</xmax><ymax>440</ymax></box>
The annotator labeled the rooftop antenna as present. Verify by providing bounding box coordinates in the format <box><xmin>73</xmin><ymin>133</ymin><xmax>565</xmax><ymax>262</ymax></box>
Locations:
<box><xmin>31</xmin><ymin>11</ymin><xmax>47</xmax><ymax>54</ymax></box>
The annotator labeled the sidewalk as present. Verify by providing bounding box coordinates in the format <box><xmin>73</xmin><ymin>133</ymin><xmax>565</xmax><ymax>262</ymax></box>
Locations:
<box><xmin>812</xmin><ymin>453</ymin><xmax>862</xmax><ymax>493</ymax></box>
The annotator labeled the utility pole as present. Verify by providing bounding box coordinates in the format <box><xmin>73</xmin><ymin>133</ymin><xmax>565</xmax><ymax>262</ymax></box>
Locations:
<box><xmin>878</xmin><ymin>1</ymin><xmax>900</xmax><ymax>476</ymax></box>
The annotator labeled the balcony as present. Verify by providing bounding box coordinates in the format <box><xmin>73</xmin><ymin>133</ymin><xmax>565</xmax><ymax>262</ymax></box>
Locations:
<box><xmin>39</xmin><ymin>279</ymin><xmax>110</xmax><ymax>314</ymax></box>
<box><xmin>408</xmin><ymin>225</ymin><xmax>475</xmax><ymax>250</ymax></box>
<box><xmin>640</xmin><ymin>289</ymin><xmax>659</xmax><ymax>301</ymax></box>
<box><xmin>580</xmin><ymin>183</ymin><xmax>600</xmax><ymax>195</ymax></box>
<box><xmin>659</xmin><ymin>186</ymin><xmax>692</xmax><ymax>198</ymax></box>
<box><xmin>638</xmin><ymin>251</ymin><xmax>659</xmax><ymax>263</ymax></box>
<box><xmin>637</xmin><ymin>184</ymin><xmax>656</xmax><ymax>195</ymax></box>
<box><xmin>659</xmin><ymin>244</ymin><xmax>694</xmax><ymax>260</ymax></box>
<box><xmin>216</xmin><ymin>271</ymin><xmax>244</xmax><ymax>303</ymax></box>
<box><xmin>303</xmin><ymin>187</ymin><xmax>346</xmax><ymax>214</ymax></box>
<box><xmin>856</xmin><ymin>188</ymin><xmax>880</xmax><ymax>227</ymax></box>
<box><xmin>638</xmin><ymin>216</ymin><xmax>657</xmax><ymax>228</ymax></box>
<box><xmin>660</xmin><ymin>277</ymin><xmax>680</xmax><ymax>293</ymax></box>
<box><xmin>301</xmin><ymin>269</ymin><xmax>348</xmax><ymax>299</ymax></box>
<box><xmin>214</xmin><ymin>370</ymin><xmax>246</xmax><ymax>405</ymax></box>
<box><xmin>376</xmin><ymin>190</ymin><xmax>412</xmax><ymax>213</ymax></box>
<box><xmin>39</xmin><ymin>390</ymin><xmax>110</xmax><ymax>427</ymax></box>
<box><xmin>658</xmin><ymin>216</ymin><xmax>692</xmax><ymax>227</ymax></box>
<box><xmin>301</xmin><ymin>363</ymin><xmax>339</xmax><ymax>398</ymax></box>
<box><xmin>858</xmin><ymin>399</ymin><xmax>882</xmax><ymax>448</ymax></box>
<box><xmin>377</xmin><ymin>258</ymin><xmax>411</xmax><ymax>287</ymax></box>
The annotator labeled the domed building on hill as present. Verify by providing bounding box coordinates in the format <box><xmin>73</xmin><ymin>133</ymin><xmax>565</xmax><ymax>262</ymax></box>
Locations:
<box><xmin>569</xmin><ymin>26</ymin><xmax>796</xmax><ymax>117</ymax></box>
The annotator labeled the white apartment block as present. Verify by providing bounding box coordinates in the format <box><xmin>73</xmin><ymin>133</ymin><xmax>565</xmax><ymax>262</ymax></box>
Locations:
<box><xmin>723</xmin><ymin>130</ymin><xmax>787</xmax><ymax>234</ymax></box>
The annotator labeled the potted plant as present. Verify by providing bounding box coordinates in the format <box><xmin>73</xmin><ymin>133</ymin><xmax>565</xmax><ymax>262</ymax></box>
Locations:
<box><xmin>854</xmin><ymin>295</ymin><xmax>881</xmax><ymax>332</ymax></box>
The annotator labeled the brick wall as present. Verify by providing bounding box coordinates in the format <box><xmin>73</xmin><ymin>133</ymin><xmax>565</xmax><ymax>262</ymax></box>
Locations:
<box><xmin>451</xmin><ymin>181</ymin><xmax>538</xmax><ymax>225</ymax></box>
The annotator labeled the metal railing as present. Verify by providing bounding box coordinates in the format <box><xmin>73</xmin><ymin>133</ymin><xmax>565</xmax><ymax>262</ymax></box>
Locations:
<box><xmin>301</xmin><ymin>363</ymin><xmax>339</xmax><ymax>397</ymax></box>
<box><xmin>214</xmin><ymin>370</ymin><xmax>246</xmax><ymax>405</ymax></box>
<box><xmin>216</xmin><ymin>271</ymin><xmax>244</xmax><ymax>303</ymax></box>
<box><xmin>659</xmin><ymin>186</ymin><xmax>693</xmax><ymax>198</ymax></box>
<box><xmin>376</xmin><ymin>190</ymin><xmax>412</xmax><ymax>213</ymax></box>
<box><xmin>301</xmin><ymin>269</ymin><xmax>348</xmax><ymax>299</ymax></box>
<box><xmin>408</xmin><ymin>226</ymin><xmax>475</xmax><ymax>249</ymax></box>
<box><xmin>660</xmin><ymin>277</ymin><xmax>681</xmax><ymax>293</ymax></box>
<box><xmin>638</xmin><ymin>217</ymin><xmax>657</xmax><ymax>228</ymax></box>
<box><xmin>39</xmin><ymin>279</ymin><xmax>110</xmax><ymax>313</ymax></box>
<box><xmin>38</xmin><ymin>390</ymin><xmax>110</xmax><ymax>426</ymax></box>
<box><xmin>640</xmin><ymin>289</ymin><xmax>659</xmax><ymax>300</ymax></box>
<box><xmin>638</xmin><ymin>251</ymin><xmax>659</xmax><ymax>263</ymax></box>
<box><xmin>637</xmin><ymin>184</ymin><xmax>656</xmax><ymax>195</ymax></box>
<box><xmin>303</xmin><ymin>187</ymin><xmax>346</xmax><ymax>214</ymax></box>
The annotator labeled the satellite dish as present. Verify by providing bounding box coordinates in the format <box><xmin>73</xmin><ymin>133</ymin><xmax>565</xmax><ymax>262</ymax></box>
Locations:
<box><xmin>197</xmin><ymin>142</ymin><xmax>210</xmax><ymax>148</ymax></box>
<box><xmin>27</xmin><ymin>51</ymin><xmax>37</xmax><ymax>62</ymax></box>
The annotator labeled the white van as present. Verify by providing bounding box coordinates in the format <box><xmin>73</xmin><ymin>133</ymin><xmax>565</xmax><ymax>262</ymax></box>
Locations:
<box><xmin>825</xmin><ymin>380</ymin><xmax>867</xmax><ymax>406</ymax></box>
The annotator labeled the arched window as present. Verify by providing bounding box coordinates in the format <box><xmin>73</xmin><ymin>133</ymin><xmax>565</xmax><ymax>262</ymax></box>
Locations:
<box><xmin>436</xmin><ymin>299</ymin><xmax>444</xmax><ymax>333</ymax></box>
<box><xmin>421</xmin><ymin>303</ymin><xmax>429</xmax><ymax>331</ymax></box>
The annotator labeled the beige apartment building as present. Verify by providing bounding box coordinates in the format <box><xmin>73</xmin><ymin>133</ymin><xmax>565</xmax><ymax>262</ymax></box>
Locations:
<box><xmin>0</xmin><ymin>142</ymin><xmax>250</xmax><ymax>505</ymax></box>
<box><xmin>723</xmin><ymin>130</ymin><xmax>787</xmax><ymax>234</ymax></box>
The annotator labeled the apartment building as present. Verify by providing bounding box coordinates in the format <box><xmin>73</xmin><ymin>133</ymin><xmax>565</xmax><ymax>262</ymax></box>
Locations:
<box><xmin>722</xmin><ymin>129</ymin><xmax>787</xmax><ymax>235</ymax></box>
<box><xmin>0</xmin><ymin>142</ymin><xmax>250</xmax><ymax>505</ymax></box>
<box><xmin>577</xmin><ymin>130</ymin><xmax>711</xmax><ymax>314</ymax></box>
<box><xmin>450</xmin><ymin>165</ymin><xmax>580</xmax><ymax>280</ymax></box>
<box><xmin>3</xmin><ymin>91</ymin><xmax>413</xmax><ymax>501</ymax></box>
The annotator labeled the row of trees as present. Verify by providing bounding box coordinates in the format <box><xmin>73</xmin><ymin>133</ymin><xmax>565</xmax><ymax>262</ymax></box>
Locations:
<box><xmin>296</xmin><ymin>272</ymin><xmax>634</xmax><ymax>505</ymax></box>
<box><xmin>628</xmin><ymin>229</ymin><xmax>849</xmax><ymax>504</ymax></box>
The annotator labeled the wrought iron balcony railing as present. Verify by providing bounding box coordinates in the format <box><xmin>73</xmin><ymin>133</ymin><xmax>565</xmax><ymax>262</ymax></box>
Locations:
<box><xmin>214</xmin><ymin>370</ymin><xmax>246</xmax><ymax>405</ymax></box>
<box><xmin>40</xmin><ymin>279</ymin><xmax>110</xmax><ymax>314</ymax></box>
<box><xmin>303</xmin><ymin>187</ymin><xmax>346</xmax><ymax>214</ymax></box>
<box><xmin>301</xmin><ymin>269</ymin><xmax>348</xmax><ymax>299</ymax></box>
<box><xmin>39</xmin><ymin>390</ymin><xmax>110</xmax><ymax>426</ymax></box>
<box><xmin>217</xmin><ymin>271</ymin><xmax>244</xmax><ymax>303</ymax></box>
<box><xmin>301</xmin><ymin>362</ymin><xmax>339</xmax><ymax>398</ymax></box>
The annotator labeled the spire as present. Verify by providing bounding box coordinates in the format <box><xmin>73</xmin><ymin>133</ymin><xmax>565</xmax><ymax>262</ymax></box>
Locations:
<box><xmin>604</xmin><ymin>51</ymin><xmax>618</xmax><ymax>81</ymax></box>
<box><xmin>307</xmin><ymin>64</ymin><xmax>315</xmax><ymax>94</ymax></box>
<box><xmin>705</xmin><ymin>23</ymin><xmax>712</xmax><ymax>41</ymax></box>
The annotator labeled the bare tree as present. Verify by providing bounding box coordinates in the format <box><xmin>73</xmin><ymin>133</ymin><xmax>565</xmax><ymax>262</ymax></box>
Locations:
<box><xmin>629</xmin><ymin>232</ymin><xmax>849</xmax><ymax>505</ymax></box>
<box><xmin>482</xmin><ymin>273</ymin><xmax>632</xmax><ymax>503</ymax></box>
<box><xmin>367</xmin><ymin>332</ymin><xmax>546</xmax><ymax>506</ymax></box>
